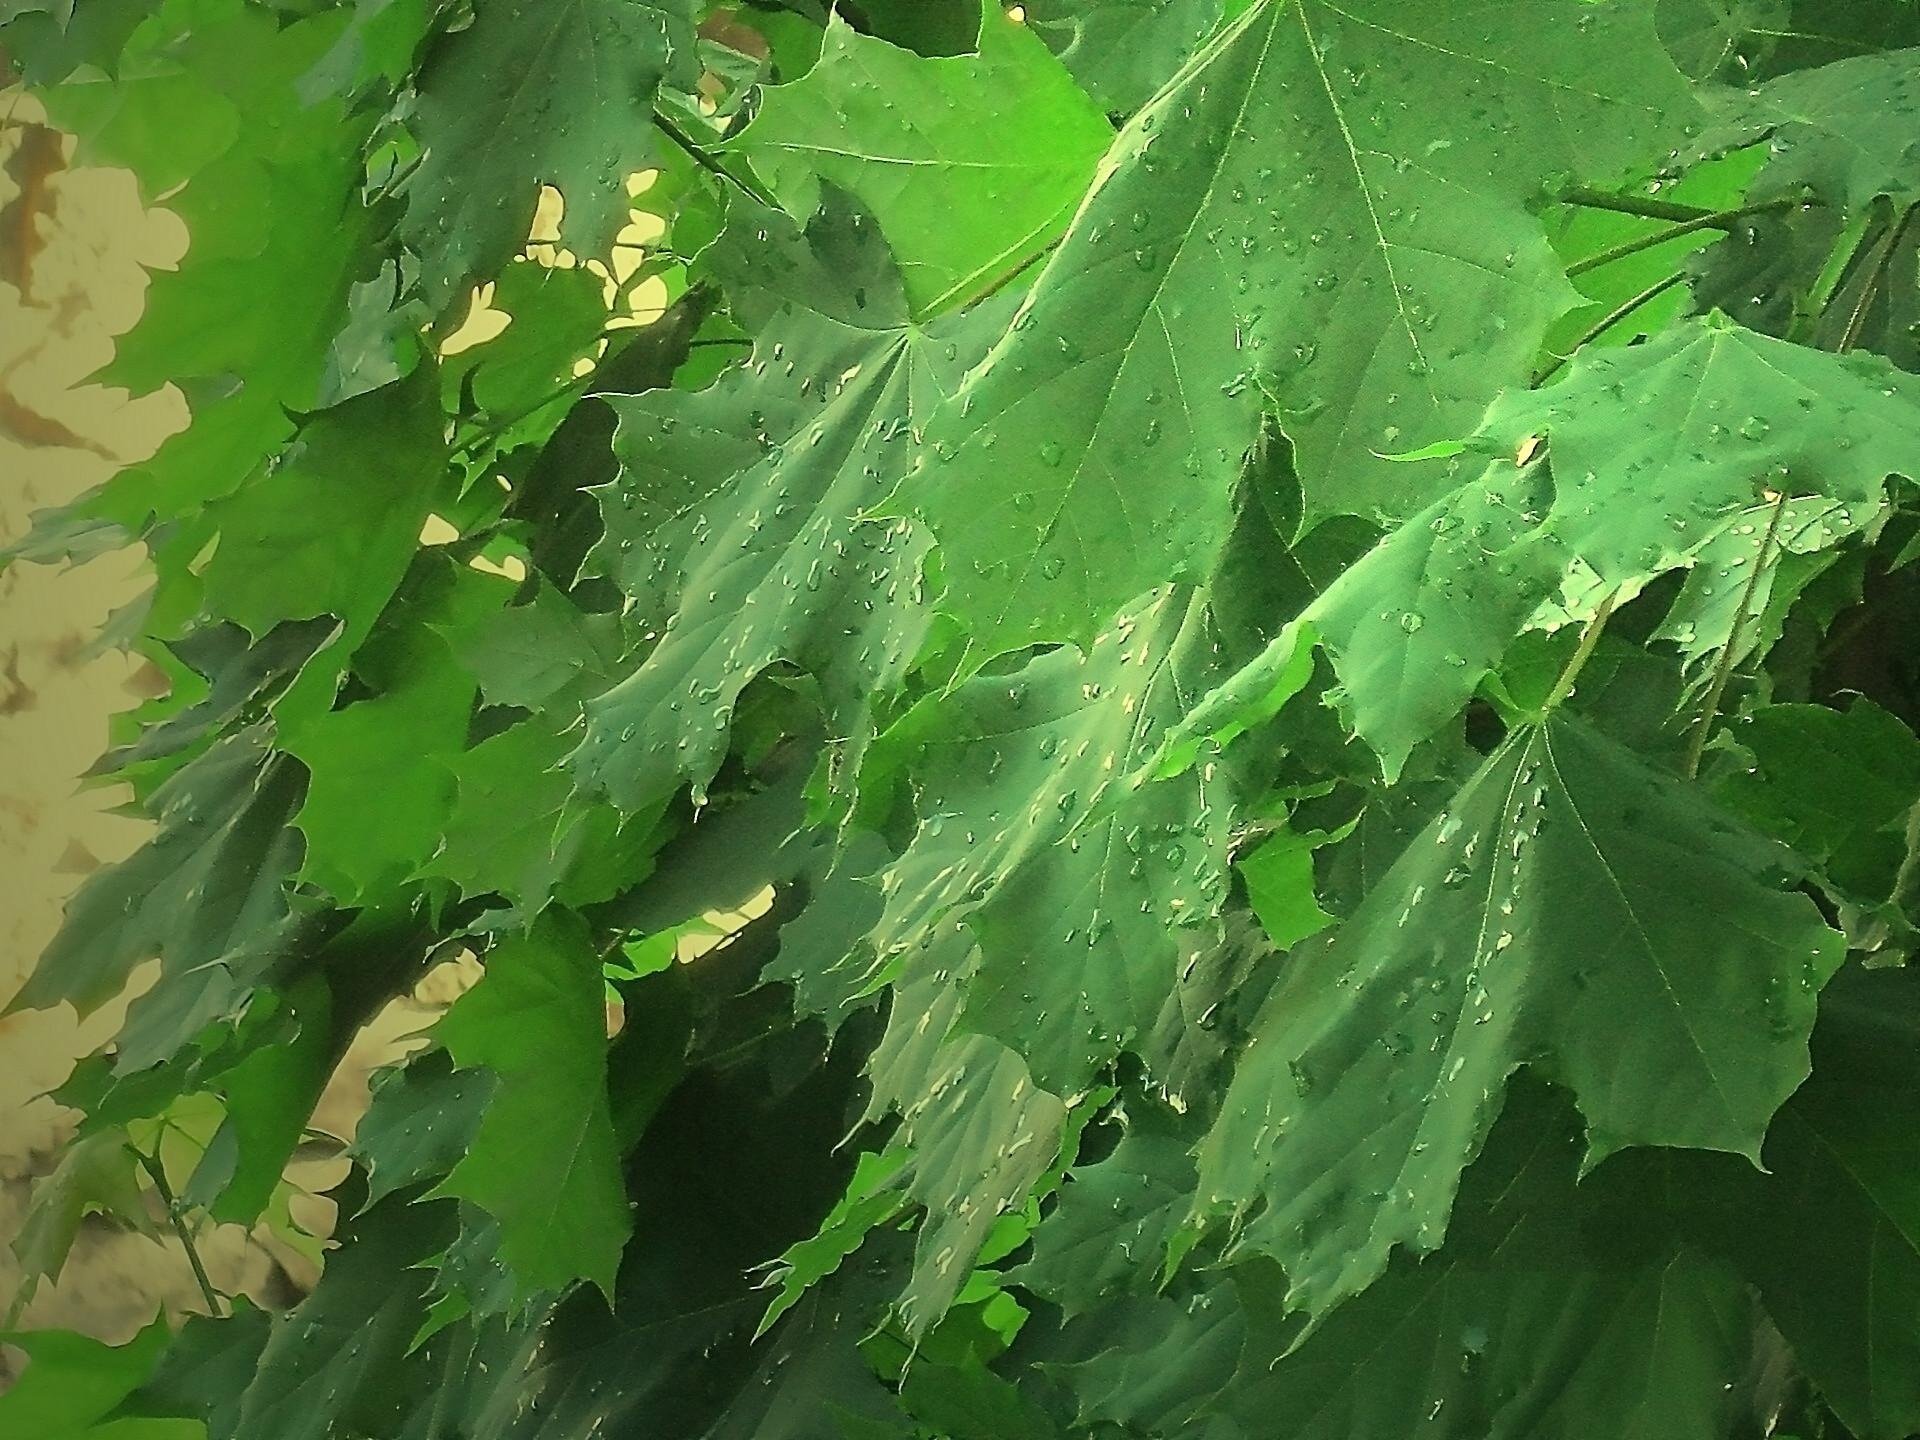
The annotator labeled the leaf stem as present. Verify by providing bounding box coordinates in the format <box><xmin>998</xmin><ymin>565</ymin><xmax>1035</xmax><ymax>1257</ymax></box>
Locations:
<box><xmin>1566</xmin><ymin>197</ymin><xmax>1808</xmax><ymax>278</ymax></box>
<box><xmin>1890</xmin><ymin>800</ymin><xmax>1920</xmax><ymax>914</ymax></box>
<box><xmin>1560</xmin><ymin>187</ymin><xmax>1716</xmax><ymax>224</ymax></box>
<box><xmin>130</xmin><ymin>1144</ymin><xmax>225</xmax><ymax>1317</ymax></box>
<box><xmin>1682</xmin><ymin>489</ymin><xmax>1789</xmax><ymax>780</ymax></box>
<box><xmin>1834</xmin><ymin>201</ymin><xmax>1920</xmax><ymax>354</ymax></box>
<box><xmin>1533</xmin><ymin>272</ymin><xmax>1686</xmax><ymax>385</ymax></box>
<box><xmin>448</xmin><ymin>374</ymin><xmax>595</xmax><ymax>463</ymax></box>
<box><xmin>1540</xmin><ymin>586</ymin><xmax>1620</xmax><ymax>715</ymax></box>
<box><xmin>653</xmin><ymin>110</ymin><xmax>781</xmax><ymax>212</ymax></box>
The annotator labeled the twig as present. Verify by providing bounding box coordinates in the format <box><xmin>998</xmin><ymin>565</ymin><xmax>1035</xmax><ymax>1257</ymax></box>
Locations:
<box><xmin>1683</xmin><ymin>489</ymin><xmax>1789</xmax><ymax>779</ymax></box>
<box><xmin>1540</xmin><ymin>586</ymin><xmax>1621</xmax><ymax>714</ymax></box>
<box><xmin>1567</xmin><ymin>197</ymin><xmax>1808</xmax><ymax>278</ymax></box>
<box><xmin>130</xmin><ymin>1145</ymin><xmax>225</xmax><ymax>1317</ymax></box>
<box><xmin>1560</xmin><ymin>187</ymin><xmax>1715</xmax><ymax>224</ymax></box>
<box><xmin>1533</xmin><ymin>272</ymin><xmax>1686</xmax><ymax>384</ymax></box>
<box><xmin>448</xmin><ymin>374</ymin><xmax>594</xmax><ymax>463</ymax></box>
<box><xmin>1834</xmin><ymin>201</ymin><xmax>1920</xmax><ymax>354</ymax></box>
<box><xmin>1890</xmin><ymin>799</ymin><xmax>1920</xmax><ymax>915</ymax></box>
<box><xmin>654</xmin><ymin>110</ymin><xmax>780</xmax><ymax>211</ymax></box>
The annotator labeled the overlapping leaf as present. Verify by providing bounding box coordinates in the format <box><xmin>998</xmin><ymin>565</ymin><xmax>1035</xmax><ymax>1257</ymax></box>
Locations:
<box><xmin>37</xmin><ymin>0</ymin><xmax>380</xmax><ymax>536</ymax></box>
<box><xmin>1187</xmin><ymin>316</ymin><xmax>1920</xmax><ymax>775</ymax></box>
<box><xmin>575</xmin><ymin>210</ymin><xmax>1011</xmax><ymax>811</ymax></box>
<box><xmin>868</xmin><ymin>584</ymin><xmax>1254</xmax><ymax>1093</ymax></box>
<box><xmin>399</xmin><ymin>0</ymin><xmax>699</xmax><ymax>307</ymax></box>
<box><xmin>897</xmin><ymin>0</ymin><xmax>1700</xmax><ymax>650</ymax></box>
<box><xmin>728</xmin><ymin>3</ymin><xmax>1112</xmax><ymax>316</ymax></box>
<box><xmin>1021</xmin><ymin>0</ymin><xmax>1230</xmax><ymax>112</ymax></box>
<box><xmin>430</xmin><ymin>913</ymin><xmax>632</xmax><ymax>1301</ymax></box>
<box><xmin>1699</xmin><ymin>46</ymin><xmax>1920</xmax><ymax>209</ymax></box>
<box><xmin>8</xmin><ymin>724</ymin><xmax>306</xmax><ymax>1021</ymax></box>
<box><xmin>1193</xmin><ymin>711</ymin><xmax>1842</xmax><ymax>1321</ymax></box>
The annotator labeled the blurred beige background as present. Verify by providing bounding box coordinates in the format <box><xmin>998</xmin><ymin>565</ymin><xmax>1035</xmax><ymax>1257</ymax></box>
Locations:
<box><xmin>0</xmin><ymin>90</ymin><xmax>357</xmax><ymax>1350</ymax></box>
<box><xmin>0</xmin><ymin>88</ymin><xmax>724</xmax><ymax>1356</ymax></box>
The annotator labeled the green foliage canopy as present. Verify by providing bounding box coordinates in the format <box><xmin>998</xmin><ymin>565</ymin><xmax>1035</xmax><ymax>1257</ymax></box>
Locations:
<box><xmin>4</xmin><ymin>0</ymin><xmax>1920</xmax><ymax>1436</ymax></box>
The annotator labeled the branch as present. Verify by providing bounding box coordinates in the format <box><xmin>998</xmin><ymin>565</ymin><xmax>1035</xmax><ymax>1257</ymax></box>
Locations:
<box><xmin>1540</xmin><ymin>586</ymin><xmax>1621</xmax><ymax>714</ymax></box>
<box><xmin>1533</xmin><ymin>272</ymin><xmax>1686</xmax><ymax>384</ymax></box>
<box><xmin>654</xmin><ymin>110</ymin><xmax>780</xmax><ymax>211</ymax></box>
<box><xmin>1560</xmin><ymin>186</ymin><xmax>1715</xmax><ymax>224</ymax></box>
<box><xmin>1683</xmin><ymin>489</ymin><xmax>1789</xmax><ymax>780</ymax></box>
<box><xmin>130</xmin><ymin>1145</ymin><xmax>226</xmax><ymax>1318</ymax></box>
<box><xmin>1567</xmin><ymin>197</ymin><xmax>1810</xmax><ymax>278</ymax></box>
<box><xmin>1834</xmin><ymin>201</ymin><xmax>1920</xmax><ymax>354</ymax></box>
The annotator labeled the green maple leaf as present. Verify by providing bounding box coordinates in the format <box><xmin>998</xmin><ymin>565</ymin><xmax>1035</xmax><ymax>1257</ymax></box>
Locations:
<box><xmin>1202</xmin><ymin>316</ymin><xmax>1920</xmax><ymax>777</ymax></box>
<box><xmin>869</xmin><ymin>584</ymin><xmax>1255</xmax><ymax>1094</ymax></box>
<box><xmin>1681</xmin><ymin>967</ymin><xmax>1920</xmax><ymax>1440</ymax></box>
<box><xmin>228</xmin><ymin>1193</ymin><xmax>453</xmax><ymax>1440</ymax></box>
<box><xmin>9</xmin><ymin>1132</ymin><xmax>155</xmax><ymax>1315</ymax></box>
<box><xmin>575</xmin><ymin>208</ymin><xmax>1010</xmax><ymax>812</ymax></box>
<box><xmin>8</xmin><ymin>725</ymin><xmax>306</xmax><ymax>1021</ymax></box>
<box><xmin>41</xmin><ymin>1</ymin><xmax>382</xmax><ymax>536</ymax></box>
<box><xmin>400</xmin><ymin>0</ymin><xmax>698</xmax><ymax>308</ymax></box>
<box><xmin>280</xmin><ymin>563</ymin><xmax>506</xmax><ymax>904</ymax></box>
<box><xmin>898</xmin><ymin>0</ymin><xmax>1700</xmax><ymax>651</ymax></box>
<box><xmin>862</xmin><ymin>956</ymin><xmax>1068</xmax><ymax>1333</ymax></box>
<box><xmin>428</xmin><ymin>717</ymin><xmax>668</xmax><ymax>910</ymax></box>
<box><xmin>441</xmin><ymin>578</ymin><xmax>633</xmax><ymax>712</ymax></box>
<box><xmin>181</xmin><ymin>974</ymin><xmax>334</xmax><ymax>1224</ymax></box>
<box><xmin>199</xmin><ymin>370</ymin><xmax>447</xmax><ymax>654</ymax></box>
<box><xmin>349</xmin><ymin>1050</ymin><xmax>496</xmax><ymax>1207</ymax></box>
<box><xmin>1716</xmin><ymin>699</ymin><xmax>1920</xmax><ymax>901</ymax></box>
<box><xmin>0</xmin><ymin>1321</ymin><xmax>180</xmax><ymax>1440</ymax></box>
<box><xmin>1013</xmin><ymin>1102</ymin><xmax>1195</xmax><ymax>1319</ymax></box>
<box><xmin>1701</xmin><ymin>47</ymin><xmax>1920</xmax><ymax>209</ymax></box>
<box><xmin>1655</xmin><ymin>0</ymin><xmax>1789</xmax><ymax>81</ymax></box>
<box><xmin>727</xmin><ymin>3</ymin><xmax>1112</xmax><ymax>317</ymax></box>
<box><xmin>432</xmin><ymin>912</ymin><xmax>632</xmax><ymax>1299</ymax></box>
<box><xmin>1193</xmin><ymin>711</ymin><xmax>1842</xmax><ymax>1322</ymax></box>
<box><xmin>1020</xmin><ymin>0</ymin><xmax>1231</xmax><ymax>113</ymax></box>
<box><xmin>1219</xmin><ymin>1083</ymin><xmax>1756</xmax><ymax>1440</ymax></box>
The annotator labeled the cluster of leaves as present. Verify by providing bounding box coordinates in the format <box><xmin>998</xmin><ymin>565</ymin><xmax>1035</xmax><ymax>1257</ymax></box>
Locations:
<box><xmin>4</xmin><ymin>0</ymin><xmax>1920</xmax><ymax>1436</ymax></box>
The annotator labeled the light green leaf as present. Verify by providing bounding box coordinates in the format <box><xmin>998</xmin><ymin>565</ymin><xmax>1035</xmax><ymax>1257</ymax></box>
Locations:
<box><xmin>728</xmin><ymin>3</ymin><xmax>1112</xmax><ymax>317</ymax></box>
<box><xmin>1237</xmin><ymin>823</ymin><xmax>1338</xmax><ymax>951</ymax></box>
<box><xmin>45</xmin><ymin>2</ymin><xmax>381</xmax><ymax>533</ymax></box>
<box><xmin>899</xmin><ymin>0</ymin><xmax>1700</xmax><ymax>651</ymax></box>
<box><xmin>440</xmin><ymin>578</ymin><xmax>631</xmax><ymax>714</ymax></box>
<box><xmin>433</xmin><ymin>912</ymin><xmax>632</xmax><ymax>1299</ymax></box>
<box><xmin>1701</xmin><ymin>47</ymin><xmax>1920</xmax><ymax>209</ymax></box>
<box><xmin>1296</xmin><ymin>315</ymin><xmax>1919</xmax><ymax>774</ymax></box>
<box><xmin>756</xmin><ymin>1145</ymin><xmax>912</xmax><ymax>1337</ymax></box>
<box><xmin>1194</xmin><ymin>711</ymin><xmax>1842</xmax><ymax>1322</ymax></box>
<box><xmin>280</xmin><ymin>565</ymin><xmax>506</xmax><ymax>904</ymax></box>
<box><xmin>0</xmin><ymin>1321</ymin><xmax>176</xmax><ymax>1440</ymax></box>
<box><xmin>1021</xmin><ymin>0</ymin><xmax>1229</xmax><ymax>113</ymax></box>
<box><xmin>199</xmin><ymin>369</ymin><xmax>446</xmax><ymax>653</ymax></box>
<box><xmin>9</xmin><ymin>1132</ymin><xmax>154</xmax><ymax>1312</ymax></box>
<box><xmin>427</xmin><ymin>717</ymin><xmax>667</xmax><ymax>910</ymax></box>
<box><xmin>863</xmin><ymin>958</ymin><xmax>1068</xmax><ymax>1333</ymax></box>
